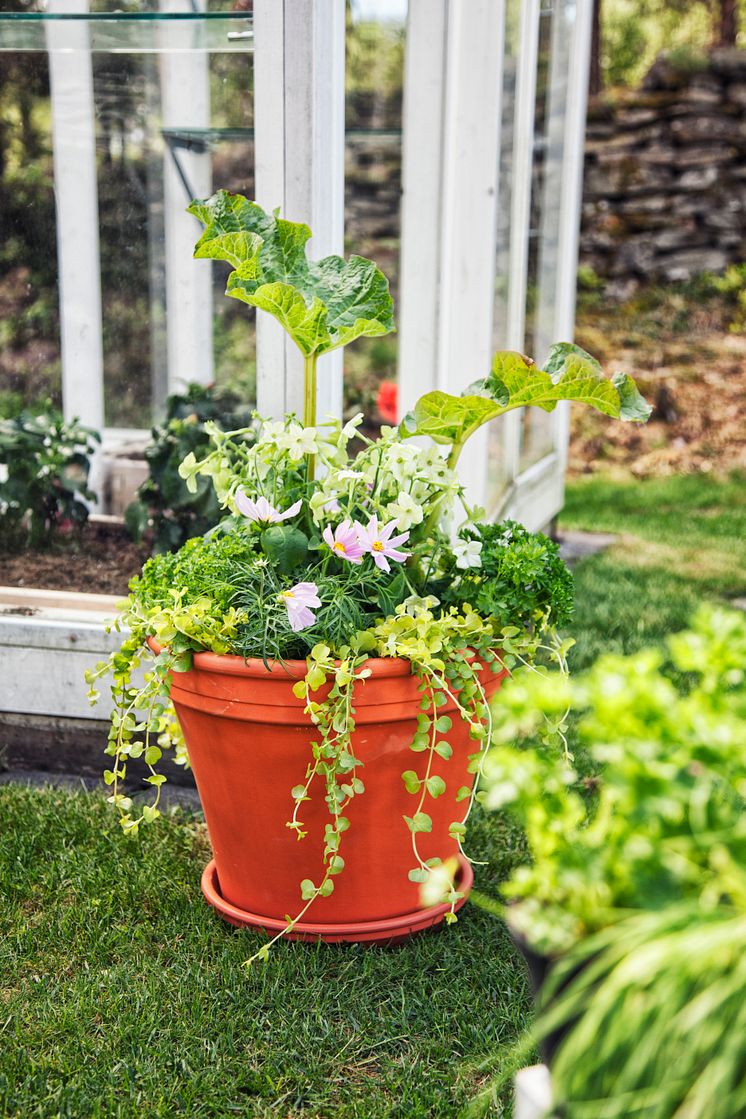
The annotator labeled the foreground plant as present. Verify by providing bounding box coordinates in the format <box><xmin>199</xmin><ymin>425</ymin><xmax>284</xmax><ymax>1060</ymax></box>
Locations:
<box><xmin>483</xmin><ymin>605</ymin><xmax>746</xmax><ymax>954</ymax></box>
<box><xmin>88</xmin><ymin>192</ymin><xmax>650</xmax><ymax>957</ymax></box>
<box><xmin>476</xmin><ymin>606</ymin><xmax>746</xmax><ymax>1117</ymax></box>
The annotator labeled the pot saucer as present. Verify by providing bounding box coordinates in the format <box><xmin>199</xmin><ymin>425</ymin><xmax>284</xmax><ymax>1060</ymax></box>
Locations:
<box><xmin>200</xmin><ymin>856</ymin><xmax>474</xmax><ymax>945</ymax></box>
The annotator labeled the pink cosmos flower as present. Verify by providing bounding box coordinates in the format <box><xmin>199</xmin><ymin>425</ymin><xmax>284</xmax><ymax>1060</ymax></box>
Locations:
<box><xmin>280</xmin><ymin>582</ymin><xmax>321</xmax><ymax>632</ymax></box>
<box><xmin>322</xmin><ymin>520</ymin><xmax>365</xmax><ymax>564</ymax></box>
<box><xmin>235</xmin><ymin>490</ymin><xmax>302</xmax><ymax>524</ymax></box>
<box><xmin>357</xmin><ymin>515</ymin><xmax>410</xmax><ymax>573</ymax></box>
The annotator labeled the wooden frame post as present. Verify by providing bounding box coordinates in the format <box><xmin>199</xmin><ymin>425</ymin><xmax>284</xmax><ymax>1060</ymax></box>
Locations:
<box><xmin>47</xmin><ymin>0</ymin><xmax>105</xmax><ymax>503</ymax></box>
<box><xmin>159</xmin><ymin>0</ymin><xmax>214</xmax><ymax>396</ymax></box>
<box><xmin>253</xmin><ymin>0</ymin><xmax>345</xmax><ymax>423</ymax></box>
<box><xmin>398</xmin><ymin>0</ymin><xmax>505</xmax><ymax>510</ymax></box>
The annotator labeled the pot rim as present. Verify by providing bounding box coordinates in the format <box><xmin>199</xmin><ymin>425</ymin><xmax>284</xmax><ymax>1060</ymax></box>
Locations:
<box><xmin>146</xmin><ymin>636</ymin><xmax>422</xmax><ymax>680</ymax></box>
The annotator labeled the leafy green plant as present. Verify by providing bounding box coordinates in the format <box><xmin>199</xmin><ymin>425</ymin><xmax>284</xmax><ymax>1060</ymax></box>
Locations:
<box><xmin>441</xmin><ymin>520</ymin><xmax>573</xmax><ymax>631</ymax></box>
<box><xmin>125</xmin><ymin>383</ymin><xmax>255</xmax><ymax>554</ymax></box>
<box><xmin>478</xmin><ymin>606</ymin><xmax>746</xmax><ymax>1118</ymax></box>
<box><xmin>0</xmin><ymin>406</ymin><xmax>99</xmax><ymax>551</ymax></box>
<box><xmin>88</xmin><ymin>193</ymin><xmax>649</xmax><ymax>960</ymax></box>
<box><xmin>538</xmin><ymin>899</ymin><xmax>746</xmax><ymax>1119</ymax></box>
<box><xmin>483</xmin><ymin>605</ymin><xmax>746</xmax><ymax>954</ymax></box>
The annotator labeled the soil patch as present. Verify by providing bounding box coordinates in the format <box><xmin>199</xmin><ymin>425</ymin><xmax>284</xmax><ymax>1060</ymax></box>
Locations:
<box><xmin>572</xmin><ymin>284</ymin><xmax>746</xmax><ymax>479</ymax></box>
<box><xmin>0</xmin><ymin>520</ymin><xmax>146</xmax><ymax>595</ymax></box>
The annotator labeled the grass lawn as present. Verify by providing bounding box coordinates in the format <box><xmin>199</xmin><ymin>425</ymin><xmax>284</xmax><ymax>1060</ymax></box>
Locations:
<box><xmin>1</xmin><ymin>473</ymin><xmax>744</xmax><ymax>1119</ymax></box>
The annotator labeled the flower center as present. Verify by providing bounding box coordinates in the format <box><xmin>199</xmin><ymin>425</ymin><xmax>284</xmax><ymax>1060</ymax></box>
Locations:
<box><xmin>281</xmin><ymin>590</ymin><xmax>294</xmax><ymax>600</ymax></box>
<box><xmin>372</xmin><ymin>540</ymin><xmax>384</xmax><ymax>552</ymax></box>
<box><xmin>333</xmin><ymin>541</ymin><xmax>347</xmax><ymax>554</ymax></box>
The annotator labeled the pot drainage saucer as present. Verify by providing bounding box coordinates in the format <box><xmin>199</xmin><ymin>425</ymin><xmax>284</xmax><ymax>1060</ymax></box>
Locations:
<box><xmin>200</xmin><ymin>856</ymin><xmax>474</xmax><ymax>945</ymax></box>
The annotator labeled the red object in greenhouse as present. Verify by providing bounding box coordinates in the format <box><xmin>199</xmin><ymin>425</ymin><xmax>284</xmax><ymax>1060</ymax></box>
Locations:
<box><xmin>376</xmin><ymin>380</ymin><xmax>398</xmax><ymax>424</ymax></box>
<box><xmin>157</xmin><ymin>643</ymin><xmax>505</xmax><ymax>943</ymax></box>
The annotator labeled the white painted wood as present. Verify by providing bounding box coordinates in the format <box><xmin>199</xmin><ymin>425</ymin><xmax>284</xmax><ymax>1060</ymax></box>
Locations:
<box><xmin>498</xmin><ymin>0</ymin><xmax>593</xmax><ymax>528</ymax></box>
<box><xmin>0</xmin><ymin>598</ymin><xmax>122</xmax><ymax>720</ymax></box>
<box><xmin>498</xmin><ymin>0</ymin><xmax>541</xmax><ymax>507</ymax></box>
<box><xmin>0</xmin><ymin>587</ymin><xmax>122</xmax><ymax>615</ymax></box>
<box><xmin>506</xmin><ymin>0</ymin><xmax>540</xmax><ymax>354</ymax></box>
<box><xmin>253</xmin><ymin>0</ymin><xmax>345</xmax><ymax>424</ymax></box>
<box><xmin>498</xmin><ymin>451</ymin><xmax>565</xmax><ymax>532</ymax></box>
<box><xmin>159</xmin><ymin>0</ymin><xmax>213</xmax><ymax>394</ymax></box>
<box><xmin>515</xmin><ymin>1063</ymin><xmax>553</xmax><ymax>1119</ymax></box>
<box><xmin>553</xmin><ymin>0</ymin><xmax>593</xmax><ymax>474</ymax></box>
<box><xmin>46</xmin><ymin>0</ymin><xmax>105</xmax><ymax>503</ymax></box>
<box><xmin>439</xmin><ymin>0</ymin><xmax>505</xmax><ymax>511</ymax></box>
<box><xmin>397</xmin><ymin>0</ymin><xmax>448</xmax><ymax>418</ymax></box>
<box><xmin>398</xmin><ymin>1</ymin><xmax>505</xmax><ymax>509</ymax></box>
<box><xmin>534</xmin><ymin>0</ymin><xmax>593</xmax><ymax>485</ymax></box>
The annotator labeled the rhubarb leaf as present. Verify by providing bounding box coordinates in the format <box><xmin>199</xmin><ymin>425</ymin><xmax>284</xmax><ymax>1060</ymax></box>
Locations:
<box><xmin>401</xmin><ymin>392</ymin><xmax>502</xmax><ymax>446</ymax></box>
<box><xmin>189</xmin><ymin>191</ymin><xmax>394</xmax><ymax>356</ymax></box>
<box><xmin>403</xmin><ymin>346</ymin><xmax>651</xmax><ymax>448</ymax></box>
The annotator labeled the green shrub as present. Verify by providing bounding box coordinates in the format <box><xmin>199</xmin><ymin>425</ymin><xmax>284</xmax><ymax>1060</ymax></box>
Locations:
<box><xmin>0</xmin><ymin>406</ymin><xmax>99</xmax><ymax>551</ymax></box>
<box><xmin>125</xmin><ymin>383</ymin><xmax>255</xmax><ymax>554</ymax></box>
<box><xmin>484</xmin><ymin>605</ymin><xmax>746</xmax><ymax>954</ymax></box>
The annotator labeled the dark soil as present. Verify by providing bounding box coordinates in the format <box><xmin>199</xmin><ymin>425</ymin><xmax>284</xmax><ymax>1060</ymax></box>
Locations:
<box><xmin>572</xmin><ymin>284</ymin><xmax>746</xmax><ymax>479</ymax></box>
<box><xmin>0</xmin><ymin>520</ymin><xmax>147</xmax><ymax>595</ymax></box>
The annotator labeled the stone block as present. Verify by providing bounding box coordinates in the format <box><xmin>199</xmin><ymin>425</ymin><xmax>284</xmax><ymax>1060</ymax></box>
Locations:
<box><xmin>677</xmin><ymin>164</ymin><xmax>720</xmax><ymax>190</ymax></box>
<box><xmin>649</xmin><ymin>222</ymin><xmax>701</xmax><ymax>250</ymax></box>
<box><xmin>660</xmin><ymin>247</ymin><xmax>729</xmax><ymax>281</ymax></box>
<box><xmin>702</xmin><ymin>201</ymin><xmax>744</xmax><ymax>231</ymax></box>
<box><xmin>670</xmin><ymin>114</ymin><xmax>744</xmax><ymax>144</ymax></box>
<box><xmin>728</xmin><ymin>82</ymin><xmax>746</xmax><ymax>106</ymax></box>
<box><xmin>610</xmin><ymin>236</ymin><xmax>656</xmax><ymax>276</ymax></box>
<box><xmin>673</xmin><ymin>144</ymin><xmax>737</xmax><ymax>168</ymax></box>
<box><xmin>711</xmin><ymin>48</ymin><xmax>746</xmax><ymax>80</ymax></box>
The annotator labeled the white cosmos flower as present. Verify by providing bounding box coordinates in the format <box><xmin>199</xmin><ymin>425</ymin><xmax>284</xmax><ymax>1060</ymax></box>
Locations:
<box><xmin>388</xmin><ymin>490</ymin><xmax>424</xmax><ymax>532</ymax></box>
<box><xmin>453</xmin><ymin>539</ymin><xmax>482</xmax><ymax>570</ymax></box>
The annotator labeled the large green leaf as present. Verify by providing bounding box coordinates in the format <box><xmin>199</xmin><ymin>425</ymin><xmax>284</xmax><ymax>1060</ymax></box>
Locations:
<box><xmin>401</xmin><ymin>392</ymin><xmax>501</xmax><ymax>446</ymax></box>
<box><xmin>188</xmin><ymin>191</ymin><xmax>394</xmax><ymax>357</ymax></box>
<box><xmin>403</xmin><ymin>345</ymin><xmax>651</xmax><ymax>449</ymax></box>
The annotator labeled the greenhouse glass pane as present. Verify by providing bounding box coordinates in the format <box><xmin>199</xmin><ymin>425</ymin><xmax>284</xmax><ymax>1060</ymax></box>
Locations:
<box><xmin>0</xmin><ymin>10</ymin><xmax>253</xmax><ymax>429</ymax></box>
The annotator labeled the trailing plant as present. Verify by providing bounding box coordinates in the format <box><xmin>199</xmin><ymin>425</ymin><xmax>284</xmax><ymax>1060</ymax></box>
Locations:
<box><xmin>0</xmin><ymin>405</ymin><xmax>99</xmax><ymax>551</ymax></box>
<box><xmin>125</xmin><ymin>382</ymin><xmax>255</xmax><ymax>553</ymax></box>
<box><xmin>89</xmin><ymin>192</ymin><xmax>650</xmax><ymax>957</ymax></box>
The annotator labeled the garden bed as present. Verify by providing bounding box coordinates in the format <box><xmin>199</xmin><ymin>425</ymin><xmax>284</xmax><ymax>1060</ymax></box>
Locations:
<box><xmin>0</xmin><ymin>516</ymin><xmax>145</xmax><ymax>596</ymax></box>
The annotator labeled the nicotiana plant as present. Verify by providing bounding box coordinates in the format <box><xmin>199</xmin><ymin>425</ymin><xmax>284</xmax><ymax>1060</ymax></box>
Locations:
<box><xmin>87</xmin><ymin>192</ymin><xmax>650</xmax><ymax>959</ymax></box>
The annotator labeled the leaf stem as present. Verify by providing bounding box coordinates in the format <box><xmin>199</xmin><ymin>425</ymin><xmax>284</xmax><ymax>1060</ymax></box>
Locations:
<box><xmin>446</xmin><ymin>441</ymin><xmax>464</xmax><ymax>470</ymax></box>
<box><xmin>303</xmin><ymin>352</ymin><xmax>318</xmax><ymax>481</ymax></box>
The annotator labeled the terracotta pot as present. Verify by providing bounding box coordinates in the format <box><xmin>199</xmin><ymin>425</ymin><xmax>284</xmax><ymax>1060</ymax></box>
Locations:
<box><xmin>153</xmin><ymin>639</ymin><xmax>505</xmax><ymax>942</ymax></box>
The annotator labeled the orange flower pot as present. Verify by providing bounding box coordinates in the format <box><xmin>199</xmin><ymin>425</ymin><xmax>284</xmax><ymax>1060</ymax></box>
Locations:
<box><xmin>160</xmin><ymin>644</ymin><xmax>505</xmax><ymax>943</ymax></box>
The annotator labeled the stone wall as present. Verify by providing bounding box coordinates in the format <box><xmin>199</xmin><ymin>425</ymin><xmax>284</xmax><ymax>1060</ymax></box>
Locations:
<box><xmin>216</xmin><ymin>50</ymin><xmax>746</xmax><ymax>299</ymax></box>
<box><xmin>581</xmin><ymin>49</ymin><xmax>746</xmax><ymax>291</ymax></box>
